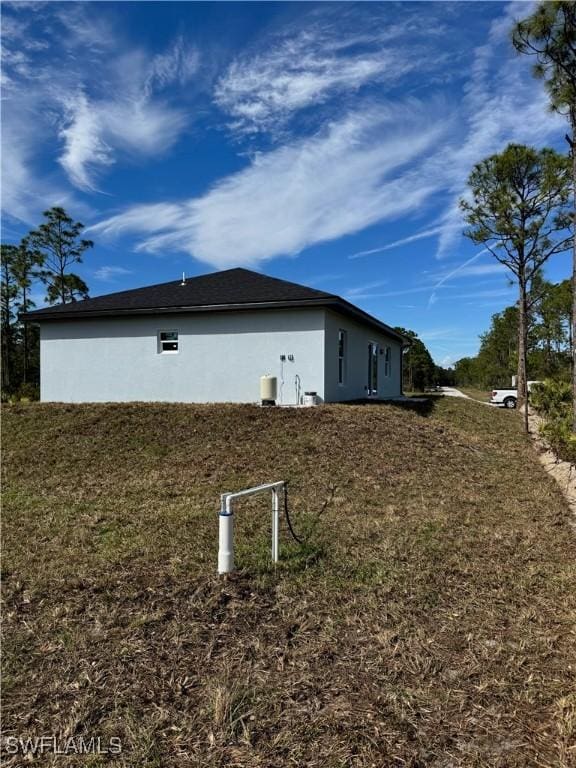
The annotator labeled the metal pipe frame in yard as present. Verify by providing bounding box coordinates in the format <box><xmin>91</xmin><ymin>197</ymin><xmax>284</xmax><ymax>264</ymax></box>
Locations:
<box><xmin>218</xmin><ymin>481</ymin><xmax>286</xmax><ymax>575</ymax></box>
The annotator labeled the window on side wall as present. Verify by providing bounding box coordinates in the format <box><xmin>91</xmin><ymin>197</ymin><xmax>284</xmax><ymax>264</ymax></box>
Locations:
<box><xmin>338</xmin><ymin>329</ymin><xmax>347</xmax><ymax>385</ymax></box>
<box><xmin>158</xmin><ymin>330</ymin><xmax>179</xmax><ymax>354</ymax></box>
<box><xmin>384</xmin><ymin>345</ymin><xmax>392</xmax><ymax>377</ymax></box>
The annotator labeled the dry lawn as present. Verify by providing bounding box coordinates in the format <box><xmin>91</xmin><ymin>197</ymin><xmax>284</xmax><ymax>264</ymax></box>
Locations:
<box><xmin>2</xmin><ymin>398</ymin><xmax>576</xmax><ymax>767</ymax></box>
<box><xmin>456</xmin><ymin>388</ymin><xmax>492</xmax><ymax>403</ymax></box>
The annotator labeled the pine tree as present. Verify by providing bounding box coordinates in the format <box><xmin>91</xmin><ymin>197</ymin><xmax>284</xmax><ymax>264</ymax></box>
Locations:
<box><xmin>26</xmin><ymin>207</ymin><xmax>92</xmax><ymax>305</ymax></box>
<box><xmin>460</xmin><ymin>144</ymin><xmax>571</xmax><ymax>432</ymax></box>
<box><xmin>512</xmin><ymin>1</ymin><xmax>576</xmax><ymax>425</ymax></box>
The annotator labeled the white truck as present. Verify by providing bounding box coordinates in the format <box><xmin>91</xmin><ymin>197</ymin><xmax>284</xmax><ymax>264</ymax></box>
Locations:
<box><xmin>490</xmin><ymin>381</ymin><xmax>541</xmax><ymax>409</ymax></box>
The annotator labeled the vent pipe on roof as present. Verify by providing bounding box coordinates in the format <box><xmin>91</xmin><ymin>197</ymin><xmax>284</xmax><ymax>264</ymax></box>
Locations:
<box><xmin>181</xmin><ymin>272</ymin><xmax>186</xmax><ymax>285</ymax></box>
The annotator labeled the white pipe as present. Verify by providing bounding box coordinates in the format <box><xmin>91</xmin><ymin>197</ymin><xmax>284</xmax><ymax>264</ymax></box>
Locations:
<box><xmin>217</xmin><ymin>481</ymin><xmax>285</xmax><ymax>574</ymax></box>
<box><xmin>218</xmin><ymin>512</ymin><xmax>234</xmax><ymax>574</ymax></box>
<box><xmin>223</xmin><ymin>481</ymin><xmax>285</xmax><ymax>502</ymax></box>
<box><xmin>271</xmin><ymin>489</ymin><xmax>279</xmax><ymax>563</ymax></box>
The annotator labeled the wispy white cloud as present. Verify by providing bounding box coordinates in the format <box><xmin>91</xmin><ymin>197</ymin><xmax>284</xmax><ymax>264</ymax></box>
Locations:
<box><xmin>425</xmin><ymin>261</ymin><xmax>508</xmax><ymax>282</ymax></box>
<box><xmin>1</xmin><ymin>96</ymin><xmax>79</xmax><ymax>223</ymax></box>
<box><xmin>344</xmin><ymin>2</ymin><xmax>565</xmax><ymax>263</ymax></box>
<box><xmin>53</xmin><ymin>2</ymin><xmax>117</xmax><ymax>54</ymax></box>
<box><xmin>56</xmin><ymin>34</ymin><xmax>193</xmax><ymax>192</ymax></box>
<box><xmin>418</xmin><ymin>327</ymin><xmax>459</xmax><ymax>341</ymax></box>
<box><xmin>93</xmin><ymin>266</ymin><xmax>133</xmax><ymax>282</ymax></box>
<box><xmin>144</xmin><ymin>35</ymin><xmax>200</xmax><ymax>96</ymax></box>
<box><xmin>1</xmin><ymin>5</ymin><xmax>196</xmax><ymax>210</ymax></box>
<box><xmin>88</xmin><ymin>203</ymin><xmax>188</xmax><ymax>239</ymax></box>
<box><xmin>433</xmin><ymin>1</ymin><xmax>565</xmax><ymax>259</ymax></box>
<box><xmin>59</xmin><ymin>92</ymin><xmax>115</xmax><ymax>191</ymax></box>
<box><xmin>349</xmin><ymin>249</ymin><xmax>509</xmax><ymax>308</ymax></box>
<box><xmin>58</xmin><ymin>91</ymin><xmax>189</xmax><ymax>191</ymax></box>
<box><xmin>214</xmin><ymin>14</ymin><xmax>443</xmax><ymax>136</ymax></box>
<box><xmin>90</xmin><ymin>102</ymin><xmax>450</xmax><ymax>268</ymax></box>
<box><xmin>349</xmin><ymin>226</ymin><xmax>444</xmax><ymax>260</ymax></box>
<box><xmin>345</xmin><ymin>280</ymin><xmax>389</xmax><ymax>299</ymax></box>
<box><xmin>345</xmin><ymin>286</ymin><xmax>438</xmax><ymax>300</ymax></box>
<box><xmin>427</xmin><ymin>249</ymin><xmax>488</xmax><ymax>307</ymax></box>
<box><xmin>452</xmin><ymin>288</ymin><xmax>515</xmax><ymax>300</ymax></box>
<box><xmin>448</xmin><ymin>263</ymin><xmax>507</xmax><ymax>278</ymax></box>
<box><xmin>345</xmin><ymin>262</ymin><xmax>511</xmax><ymax>306</ymax></box>
<box><xmin>216</xmin><ymin>50</ymin><xmax>403</xmax><ymax>136</ymax></box>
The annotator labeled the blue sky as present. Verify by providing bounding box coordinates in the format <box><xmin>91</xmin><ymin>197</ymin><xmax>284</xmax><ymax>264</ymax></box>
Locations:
<box><xmin>2</xmin><ymin>0</ymin><xmax>571</xmax><ymax>366</ymax></box>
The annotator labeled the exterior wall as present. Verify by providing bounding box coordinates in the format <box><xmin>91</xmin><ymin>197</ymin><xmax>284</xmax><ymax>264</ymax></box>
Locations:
<box><xmin>323</xmin><ymin>309</ymin><xmax>403</xmax><ymax>402</ymax></box>
<box><xmin>40</xmin><ymin>309</ymin><xmax>325</xmax><ymax>404</ymax></box>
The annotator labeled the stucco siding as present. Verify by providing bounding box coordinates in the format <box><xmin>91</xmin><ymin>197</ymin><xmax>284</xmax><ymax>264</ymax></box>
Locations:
<box><xmin>323</xmin><ymin>309</ymin><xmax>403</xmax><ymax>402</ymax></box>
<box><xmin>40</xmin><ymin>309</ymin><xmax>325</xmax><ymax>404</ymax></box>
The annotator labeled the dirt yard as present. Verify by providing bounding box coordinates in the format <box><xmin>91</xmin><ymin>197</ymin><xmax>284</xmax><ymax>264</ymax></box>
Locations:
<box><xmin>3</xmin><ymin>398</ymin><xmax>575</xmax><ymax>767</ymax></box>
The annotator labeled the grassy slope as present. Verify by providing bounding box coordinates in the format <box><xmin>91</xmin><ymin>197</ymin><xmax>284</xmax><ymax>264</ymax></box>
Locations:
<box><xmin>3</xmin><ymin>399</ymin><xmax>575</xmax><ymax>768</ymax></box>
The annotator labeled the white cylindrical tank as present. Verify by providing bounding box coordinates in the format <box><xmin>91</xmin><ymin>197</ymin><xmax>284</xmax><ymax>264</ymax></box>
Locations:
<box><xmin>260</xmin><ymin>375</ymin><xmax>277</xmax><ymax>404</ymax></box>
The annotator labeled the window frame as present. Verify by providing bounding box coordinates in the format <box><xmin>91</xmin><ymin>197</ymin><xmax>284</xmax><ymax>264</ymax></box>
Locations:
<box><xmin>338</xmin><ymin>329</ymin><xmax>347</xmax><ymax>386</ymax></box>
<box><xmin>384</xmin><ymin>345</ymin><xmax>392</xmax><ymax>377</ymax></box>
<box><xmin>158</xmin><ymin>329</ymin><xmax>180</xmax><ymax>355</ymax></box>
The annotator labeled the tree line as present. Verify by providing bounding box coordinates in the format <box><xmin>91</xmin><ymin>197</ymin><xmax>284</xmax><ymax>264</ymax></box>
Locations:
<box><xmin>454</xmin><ymin>277</ymin><xmax>571</xmax><ymax>389</ymax></box>
<box><xmin>1</xmin><ymin>207</ymin><xmax>93</xmax><ymax>397</ymax></box>
<box><xmin>394</xmin><ymin>328</ymin><xmax>454</xmax><ymax>392</ymax></box>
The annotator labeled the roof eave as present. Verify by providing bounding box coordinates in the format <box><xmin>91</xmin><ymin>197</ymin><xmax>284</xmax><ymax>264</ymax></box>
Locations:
<box><xmin>20</xmin><ymin>297</ymin><xmax>331</xmax><ymax>322</ymax></box>
<box><xmin>325</xmin><ymin>299</ymin><xmax>408</xmax><ymax>343</ymax></box>
<box><xmin>21</xmin><ymin>296</ymin><xmax>407</xmax><ymax>343</ymax></box>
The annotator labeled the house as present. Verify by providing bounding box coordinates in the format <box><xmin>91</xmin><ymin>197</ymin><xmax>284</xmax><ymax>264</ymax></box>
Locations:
<box><xmin>23</xmin><ymin>268</ymin><xmax>406</xmax><ymax>404</ymax></box>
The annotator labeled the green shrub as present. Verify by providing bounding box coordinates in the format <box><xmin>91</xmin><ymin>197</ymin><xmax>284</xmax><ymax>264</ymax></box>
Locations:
<box><xmin>531</xmin><ymin>379</ymin><xmax>571</xmax><ymax>419</ymax></box>
<box><xmin>540</xmin><ymin>415</ymin><xmax>576</xmax><ymax>465</ymax></box>
<box><xmin>531</xmin><ymin>380</ymin><xmax>575</xmax><ymax>464</ymax></box>
<box><xmin>8</xmin><ymin>383</ymin><xmax>40</xmax><ymax>403</ymax></box>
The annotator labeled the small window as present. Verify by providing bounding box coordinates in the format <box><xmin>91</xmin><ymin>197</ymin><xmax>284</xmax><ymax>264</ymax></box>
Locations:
<box><xmin>338</xmin><ymin>329</ymin><xmax>347</xmax><ymax>385</ymax></box>
<box><xmin>384</xmin><ymin>346</ymin><xmax>392</xmax><ymax>377</ymax></box>
<box><xmin>158</xmin><ymin>330</ymin><xmax>179</xmax><ymax>354</ymax></box>
<box><xmin>368</xmin><ymin>342</ymin><xmax>378</xmax><ymax>394</ymax></box>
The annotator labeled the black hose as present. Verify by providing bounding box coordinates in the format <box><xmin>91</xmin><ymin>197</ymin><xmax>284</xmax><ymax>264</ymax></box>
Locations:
<box><xmin>283</xmin><ymin>482</ymin><xmax>306</xmax><ymax>544</ymax></box>
<box><xmin>283</xmin><ymin>481</ymin><xmax>336</xmax><ymax>545</ymax></box>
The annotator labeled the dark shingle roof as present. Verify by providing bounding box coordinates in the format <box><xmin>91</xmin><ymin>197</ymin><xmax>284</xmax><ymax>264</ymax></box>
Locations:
<box><xmin>22</xmin><ymin>267</ymin><xmax>405</xmax><ymax>342</ymax></box>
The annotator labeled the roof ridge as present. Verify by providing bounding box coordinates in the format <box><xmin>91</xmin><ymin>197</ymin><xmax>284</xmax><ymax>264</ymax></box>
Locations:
<box><xmin>20</xmin><ymin>267</ymin><xmax>405</xmax><ymax>343</ymax></box>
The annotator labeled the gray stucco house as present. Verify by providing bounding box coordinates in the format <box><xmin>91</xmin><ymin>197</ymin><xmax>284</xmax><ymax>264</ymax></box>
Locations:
<box><xmin>24</xmin><ymin>268</ymin><xmax>406</xmax><ymax>404</ymax></box>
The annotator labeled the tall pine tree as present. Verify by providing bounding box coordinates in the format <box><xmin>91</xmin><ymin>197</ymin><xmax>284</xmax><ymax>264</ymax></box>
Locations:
<box><xmin>512</xmin><ymin>1</ymin><xmax>576</xmax><ymax>425</ymax></box>
<box><xmin>460</xmin><ymin>144</ymin><xmax>571</xmax><ymax>432</ymax></box>
<box><xmin>26</xmin><ymin>207</ymin><xmax>93</xmax><ymax>305</ymax></box>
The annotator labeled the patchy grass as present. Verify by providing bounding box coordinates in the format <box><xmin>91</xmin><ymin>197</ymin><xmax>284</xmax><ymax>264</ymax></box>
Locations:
<box><xmin>458</xmin><ymin>387</ymin><xmax>492</xmax><ymax>402</ymax></box>
<box><xmin>2</xmin><ymin>399</ymin><xmax>576</xmax><ymax>767</ymax></box>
